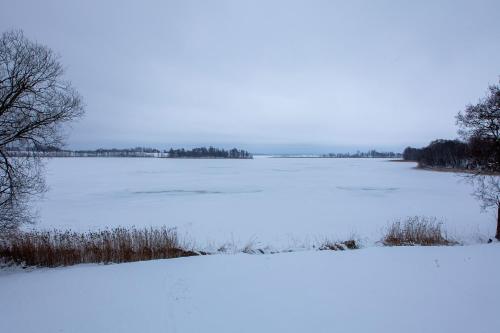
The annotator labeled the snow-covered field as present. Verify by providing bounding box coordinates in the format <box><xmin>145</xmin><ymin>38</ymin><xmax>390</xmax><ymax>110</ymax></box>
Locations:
<box><xmin>1</xmin><ymin>244</ymin><xmax>499</xmax><ymax>333</ymax></box>
<box><xmin>34</xmin><ymin>157</ymin><xmax>495</xmax><ymax>248</ymax></box>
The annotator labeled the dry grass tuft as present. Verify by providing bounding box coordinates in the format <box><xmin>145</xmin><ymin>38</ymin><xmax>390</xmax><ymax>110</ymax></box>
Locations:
<box><xmin>0</xmin><ymin>227</ymin><xmax>197</xmax><ymax>267</ymax></box>
<box><xmin>382</xmin><ymin>216</ymin><xmax>456</xmax><ymax>246</ymax></box>
<box><xmin>318</xmin><ymin>239</ymin><xmax>359</xmax><ymax>251</ymax></box>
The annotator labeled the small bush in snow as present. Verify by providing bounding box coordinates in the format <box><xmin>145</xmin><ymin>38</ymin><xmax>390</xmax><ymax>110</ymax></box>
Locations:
<box><xmin>382</xmin><ymin>216</ymin><xmax>456</xmax><ymax>246</ymax></box>
<box><xmin>318</xmin><ymin>239</ymin><xmax>359</xmax><ymax>251</ymax></box>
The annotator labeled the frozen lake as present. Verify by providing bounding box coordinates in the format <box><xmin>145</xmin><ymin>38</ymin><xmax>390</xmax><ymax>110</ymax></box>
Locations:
<box><xmin>34</xmin><ymin>157</ymin><xmax>496</xmax><ymax>248</ymax></box>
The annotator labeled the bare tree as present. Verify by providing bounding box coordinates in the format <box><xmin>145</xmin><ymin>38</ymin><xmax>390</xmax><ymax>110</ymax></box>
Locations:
<box><xmin>0</xmin><ymin>30</ymin><xmax>84</xmax><ymax>234</ymax></box>
<box><xmin>457</xmin><ymin>79</ymin><xmax>500</xmax><ymax>240</ymax></box>
<box><xmin>467</xmin><ymin>175</ymin><xmax>500</xmax><ymax>240</ymax></box>
<box><xmin>457</xmin><ymin>81</ymin><xmax>500</xmax><ymax>141</ymax></box>
<box><xmin>457</xmin><ymin>80</ymin><xmax>500</xmax><ymax>171</ymax></box>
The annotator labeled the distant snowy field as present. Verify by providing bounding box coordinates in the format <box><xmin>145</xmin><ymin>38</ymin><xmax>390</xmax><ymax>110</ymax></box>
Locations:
<box><xmin>33</xmin><ymin>157</ymin><xmax>496</xmax><ymax>248</ymax></box>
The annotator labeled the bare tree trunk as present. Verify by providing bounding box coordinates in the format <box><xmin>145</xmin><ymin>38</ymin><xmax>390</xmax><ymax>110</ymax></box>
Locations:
<box><xmin>496</xmin><ymin>202</ymin><xmax>500</xmax><ymax>241</ymax></box>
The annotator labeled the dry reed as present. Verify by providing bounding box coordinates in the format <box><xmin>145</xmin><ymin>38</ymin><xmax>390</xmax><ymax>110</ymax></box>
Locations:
<box><xmin>382</xmin><ymin>216</ymin><xmax>456</xmax><ymax>246</ymax></box>
<box><xmin>0</xmin><ymin>227</ymin><xmax>197</xmax><ymax>267</ymax></box>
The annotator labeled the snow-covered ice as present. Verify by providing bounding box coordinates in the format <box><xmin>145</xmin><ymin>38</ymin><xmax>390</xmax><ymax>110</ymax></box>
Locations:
<box><xmin>1</xmin><ymin>244</ymin><xmax>499</xmax><ymax>333</ymax></box>
<box><xmin>33</xmin><ymin>157</ymin><xmax>496</xmax><ymax>248</ymax></box>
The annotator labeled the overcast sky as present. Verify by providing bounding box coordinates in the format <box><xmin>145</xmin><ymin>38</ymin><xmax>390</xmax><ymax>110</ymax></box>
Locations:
<box><xmin>1</xmin><ymin>0</ymin><xmax>499</xmax><ymax>153</ymax></box>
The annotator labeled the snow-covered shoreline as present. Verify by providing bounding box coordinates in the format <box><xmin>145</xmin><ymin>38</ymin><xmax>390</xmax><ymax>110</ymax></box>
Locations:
<box><xmin>1</xmin><ymin>244</ymin><xmax>499</xmax><ymax>333</ymax></box>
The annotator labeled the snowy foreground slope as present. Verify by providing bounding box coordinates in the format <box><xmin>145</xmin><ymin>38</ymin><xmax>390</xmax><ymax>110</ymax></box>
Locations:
<box><xmin>1</xmin><ymin>244</ymin><xmax>499</xmax><ymax>333</ymax></box>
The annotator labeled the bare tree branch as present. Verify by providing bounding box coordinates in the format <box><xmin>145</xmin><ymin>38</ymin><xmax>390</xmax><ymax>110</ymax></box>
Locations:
<box><xmin>0</xmin><ymin>29</ymin><xmax>84</xmax><ymax>233</ymax></box>
<box><xmin>457</xmin><ymin>78</ymin><xmax>500</xmax><ymax>240</ymax></box>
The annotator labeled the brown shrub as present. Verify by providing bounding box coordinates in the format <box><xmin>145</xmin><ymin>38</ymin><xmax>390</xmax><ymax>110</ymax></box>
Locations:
<box><xmin>0</xmin><ymin>227</ymin><xmax>197</xmax><ymax>267</ymax></box>
<box><xmin>382</xmin><ymin>216</ymin><xmax>456</xmax><ymax>246</ymax></box>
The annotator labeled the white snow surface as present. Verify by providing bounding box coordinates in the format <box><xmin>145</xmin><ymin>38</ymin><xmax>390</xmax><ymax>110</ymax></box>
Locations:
<box><xmin>33</xmin><ymin>157</ymin><xmax>495</xmax><ymax>248</ymax></box>
<box><xmin>1</xmin><ymin>244</ymin><xmax>499</xmax><ymax>333</ymax></box>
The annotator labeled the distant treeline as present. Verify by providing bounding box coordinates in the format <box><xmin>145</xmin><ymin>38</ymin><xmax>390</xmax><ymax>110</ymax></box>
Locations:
<box><xmin>403</xmin><ymin>138</ymin><xmax>499</xmax><ymax>172</ymax></box>
<box><xmin>6</xmin><ymin>146</ymin><xmax>252</xmax><ymax>159</ymax></box>
<box><xmin>322</xmin><ymin>150</ymin><xmax>402</xmax><ymax>158</ymax></box>
<box><xmin>6</xmin><ymin>146</ymin><xmax>162</xmax><ymax>158</ymax></box>
<box><xmin>166</xmin><ymin>147</ymin><xmax>252</xmax><ymax>159</ymax></box>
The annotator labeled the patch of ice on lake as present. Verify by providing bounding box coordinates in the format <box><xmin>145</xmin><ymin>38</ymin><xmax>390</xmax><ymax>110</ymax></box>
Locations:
<box><xmin>336</xmin><ymin>186</ymin><xmax>399</xmax><ymax>192</ymax></box>
<box><xmin>132</xmin><ymin>189</ymin><xmax>263</xmax><ymax>196</ymax></box>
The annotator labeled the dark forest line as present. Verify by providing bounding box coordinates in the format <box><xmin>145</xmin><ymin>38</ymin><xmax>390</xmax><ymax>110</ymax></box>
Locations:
<box><xmin>6</xmin><ymin>146</ymin><xmax>253</xmax><ymax>159</ymax></box>
<box><xmin>403</xmin><ymin>138</ymin><xmax>499</xmax><ymax>173</ymax></box>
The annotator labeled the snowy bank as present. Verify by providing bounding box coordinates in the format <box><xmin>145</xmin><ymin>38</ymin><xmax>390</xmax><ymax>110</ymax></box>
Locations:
<box><xmin>1</xmin><ymin>244</ymin><xmax>499</xmax><ymax>333</ymax></box>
